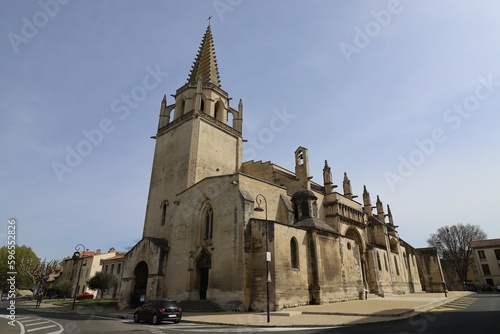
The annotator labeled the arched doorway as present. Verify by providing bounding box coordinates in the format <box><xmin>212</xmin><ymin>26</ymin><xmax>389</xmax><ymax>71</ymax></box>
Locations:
<box><xmin>345</xmin><ymin>228</ymin><xmax>367</xmax><ymax>291</ymax></box>
<box><xmin>131</xmin><ymin>261</ymin><xmax>148</xmax><ymax>308</ymax></box>
<box><xmin>345</xmin><ymin>228</ymin><xmax>364</xmax><ymax>253</ymax></box>
<box><xmin>196</xmin><ymin>249</ymin><xmax>211</xmax><ymax>300</ymax></box>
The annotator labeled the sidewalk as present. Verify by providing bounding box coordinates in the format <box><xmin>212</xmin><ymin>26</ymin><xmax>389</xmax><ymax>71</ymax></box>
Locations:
<box><xmin>22</xmin><ymin>291</ymin><xmax>472</xmax><ymax>327</ymax></box>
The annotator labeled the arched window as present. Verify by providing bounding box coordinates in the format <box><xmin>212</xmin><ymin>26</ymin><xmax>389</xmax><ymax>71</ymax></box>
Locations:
<box><xmin>394</xmin><ymin>255</ymin><xmax>400</xmax><ymax>275</ymax></box>
<box><xmin>204</xmin><ymin>206</ymin><xmax>213</xmax><ymax>240</ymax></box>
<box><xmin>297</xmin><ymin>150</ymin><xmax>304</xmax><ymax>165</ymax></box>
<box><xmin>384</xmin><ymin>253</ymin><xmax>388</xmax><ymax>270</ymax></box>
<box><xmin>214</xmin><ymin>101</ymin><xmax>224</xmax><ymax>122</ymax></box>
<box><xmin>180</xmin><ymin>100</ymin><xmax>186</xmax><ymax>116</ymax></box>
<box><xmin>161</xmin><ymin>200</ymin><xmax>168</xmax><ymax>226</ymax></box>
<box><xmin>200</xmin><ymin>99</ymin><xmax>205</xmax><ymax>112</ymax></box>
<box><xmin>377</xmin><ymin>252</ymin><xmax>382</xmax><ymax>271</ymax></box>
<box><xmin>290</xmin><ymin>237</ymin><xmax>299</xmax><ymax>269</ymax></box>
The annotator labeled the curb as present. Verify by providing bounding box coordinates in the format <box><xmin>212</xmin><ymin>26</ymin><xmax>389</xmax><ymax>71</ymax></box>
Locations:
<box><xmin>301</xmin><ymin>309</ymin><xmax>414</xmax><ymax>317</ymax></box>
<box><xmin>412</xmin><ymin>291</ymin><xmax>473</xmax><ymax>313</ymax></box>
<box><xmin>21</xmin><ymin>292</ymin><xmax>473</xmax><ymax>328</ymax></box>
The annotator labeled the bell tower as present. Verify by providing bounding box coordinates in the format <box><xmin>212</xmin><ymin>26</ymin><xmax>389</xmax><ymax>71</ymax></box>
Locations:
<box><xmin>143</xmin><ymin>25</ymin><xmax>243</xmax><ymax>238</ymax></box>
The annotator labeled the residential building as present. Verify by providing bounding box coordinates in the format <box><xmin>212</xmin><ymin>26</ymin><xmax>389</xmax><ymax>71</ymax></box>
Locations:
<box><xmin>45</xmin><ymin>265</ymin><xmax>63</xmax><ymax>295</ymax></box>
<box><xmin>100</xmin><ymin>252</ymin><xmax>125</xmax><ymax>298</ymax></box>
<box><xmin>117</xmin><ymin>25</ymin><xmax>445</xmax><ymax>311</ymax></box>
<box><xmin>471</xmin><ymin>238</ymin><xmax>500</xmax><ymax>287</ymax></box>
<box><xmin>61</xmin><ymin>247</ymin><xmax>120</xmax><ymax>297</ymax></box>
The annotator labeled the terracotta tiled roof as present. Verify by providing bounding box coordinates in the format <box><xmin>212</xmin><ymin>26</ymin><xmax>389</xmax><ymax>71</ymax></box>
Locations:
<box><xmin>101</xmin><ymin>254</ymin><xmax>125</xmax><ymax>261</ymax></box>
<box><xmin>470</xmin><ymin>238</ymin><xmax>500</xmax><ymax>248</ymax></box>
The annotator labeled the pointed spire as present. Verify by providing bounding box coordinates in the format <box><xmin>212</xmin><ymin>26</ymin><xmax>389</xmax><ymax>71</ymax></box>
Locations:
<box><xmin>323</xmin><ymin>160</ymin><xmax>333</xmax><ymax>194</ymax></box>
<box><xmin>343</xmin><ymin>172</ymin><xmax>353</xmax><ymax>199</ymax></box>
<box><xmin>188</xmin><ymin>25</ymin><xmax>221</xmax><ymax>87</ymax></box>
<box><xmin>232</xmin><ymin>98</ymin><xmax>243</xmax><ymax>133</ymax></box>
<box><xmin>160</xmin><ymin>94</ymin><xmax>167</xmax><ymax>113</ymax></box>
<box><xmin>387</xmin><ymin>204</ymin><xmax>395</xmax><ymax>227</ymax></box>
<box><xmin>363</xmin><ymin>185</ymin><xmax>371</xmax><ymax>206</ymax></box>
<box><xmin>158</xmin><ymin>95</ymin><xmax>168</xmax><ymax>128</ymax></box>
<box><xmin>376</xmin><ymin>195</ymin><xmax>385</xmax><ymax>222</ymax></box>
<box><xmin>323</xmin><ymin>160</ymin><xmax>332</xmax><ymax>183</ymax></box>
<box><xmin>362</xmin><ymin>185</ymin><xmax>372</xmax><ymax>216</ymax></box>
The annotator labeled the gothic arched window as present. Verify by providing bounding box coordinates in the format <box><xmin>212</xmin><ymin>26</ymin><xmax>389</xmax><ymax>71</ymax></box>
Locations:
<box><xmin>290</xmin><ymin>237</ymin><xmax>299</xmax><ymax>269</ymax></box>
<box><xmin>214</xmin><ymin>101</ymin><xmax>224</xmax><ymax>122</ymax></box>
<box><xmin>394</xmin><ymin>255</ymin><xmax>400</xmax><ymax>275</ymax></box>
<box><xmin>377</xmin><ymin>252</ymin><xmax>382</xmax><ymax>271</ymax></box>
<box><xmin>161</xmin><ymin>200</ymin><xmax>168</xmax><ymax>226</ymax></box>
<box><xmin>180</xmin><ymin>99</ymin><xmax>186</xmax><ymax>115</ymax></box>
<box><xmin>204</xmin><ymin>206</ymin><xmax>213</xmax><ymax>240</ymax></box>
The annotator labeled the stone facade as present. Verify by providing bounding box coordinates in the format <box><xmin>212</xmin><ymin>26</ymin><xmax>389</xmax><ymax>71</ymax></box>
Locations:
<box><xmin>117</xmin><ymin>25</ymin><xmax>444</xmax><ymax>311</ymax></box>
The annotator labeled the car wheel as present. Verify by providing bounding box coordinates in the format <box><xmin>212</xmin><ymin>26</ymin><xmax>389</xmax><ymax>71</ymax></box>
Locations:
<box><xmin>174</xmin><ymin>319</ymin><xmax>180</xmax><ymax>324</ymax></box>
<box><xmin>151</xmin><ymin>314</ymin><xmax>160</xmax><ymax>325</ymax></box>
<box><xmin>133</xmin><ymin>313</ymin><xmax>140</xmax><ymax>323</ymax></box>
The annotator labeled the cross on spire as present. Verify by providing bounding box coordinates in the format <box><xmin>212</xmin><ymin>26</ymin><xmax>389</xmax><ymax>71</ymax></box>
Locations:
<box><xmin>207</xmin><ymin>15</ymin><xmax>212</xmax><ymax>26</ymax></box>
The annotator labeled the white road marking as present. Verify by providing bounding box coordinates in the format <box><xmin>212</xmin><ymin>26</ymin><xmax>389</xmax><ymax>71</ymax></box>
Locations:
<box><xmin>1</xmin><ymin>316</ymin><xmax>65</xmax><ymax>334</ymax></box>
<box><xmin>27</xmin><ymin>324</ymin><xmax>58</xmax><ymax>332</ymax></box>
<box><xmin>25</xmin><ymin>321</ymin><xmax>52</xmax><ymax>326</ymax></box>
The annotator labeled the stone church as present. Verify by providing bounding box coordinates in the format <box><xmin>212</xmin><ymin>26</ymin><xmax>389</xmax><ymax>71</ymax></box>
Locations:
<box><xmin>118</xmin><ymin>25</ymin><xmax>444</xmax><ymax>311</ymax></box>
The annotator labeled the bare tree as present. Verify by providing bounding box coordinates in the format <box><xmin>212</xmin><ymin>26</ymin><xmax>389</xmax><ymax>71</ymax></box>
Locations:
<box><xmin>428</xmin><ymin>223</ymin><xmax>486</xmax><ymax>287</ymax></box>
<box><xmin>18</xmin><ymin>258</ymin><xmax>61</xmax><ymax>294</ymax></box>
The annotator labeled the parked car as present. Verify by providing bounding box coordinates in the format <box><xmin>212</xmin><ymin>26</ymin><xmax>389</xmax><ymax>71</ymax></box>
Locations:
<box><xmin>22</xmin><ymin>294</ymin><xmax>33</xmax><ymax>300</ymax></box>
<box><xmin>75</xmin><ymin>292</ymin><xmax>94</xmax><ymax>300</ymax></box>
<box><xmin>480</xmin><ymin>284</ymin><xmax>492</xmax><ymax>292</ymax></box>
<box><xmin>1</xmin><ymin>295</ymin><xmax>9</xmax><ymax>301</ymax></box>
<box><xmin>133</xmin><ymin>300</ymin><xmax>182</xmax><ymax>324</ymax></box>
<box><xmin>496</xmin><ymin>284</ymin><xmax>500</xmax><ymax>292</ymax></box>
<box><xmin>466</xmin><ymin>284</ymin><xmax>478</xmax><ymax>291</ymax></box>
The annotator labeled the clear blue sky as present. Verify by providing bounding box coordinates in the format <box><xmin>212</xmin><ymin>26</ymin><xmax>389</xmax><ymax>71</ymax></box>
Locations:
<box><xmin>2</xmin><ymin>0</ymin><xmax>500</xmax><ymax>261</ymax></box>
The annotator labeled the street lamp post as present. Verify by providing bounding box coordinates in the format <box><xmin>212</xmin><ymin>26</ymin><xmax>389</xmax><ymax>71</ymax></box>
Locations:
<box><xmin>254</xmin><ymin>194</ymin><xmax>270</xmax><ymax>323</ymax></box>
<box><xmin>71</xmin><ymin>244</ymin><xmax>85</xmax><ymax>310</ymax></box>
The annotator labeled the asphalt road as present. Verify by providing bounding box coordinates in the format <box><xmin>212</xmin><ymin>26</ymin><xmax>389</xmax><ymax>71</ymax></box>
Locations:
<box><xmin>1</xmin><ymin>293</ymin><xmax>499</xmax><ymax>333</ymax></box>
<box><xmin>318</xmin><ymin>293</ymin><xmax>500</xmax><ymax>334</ymax></box>
<box><xmin>0</xmin><ymin>304</ymin><xmax>332</xmax><ymax>334</ymax></box>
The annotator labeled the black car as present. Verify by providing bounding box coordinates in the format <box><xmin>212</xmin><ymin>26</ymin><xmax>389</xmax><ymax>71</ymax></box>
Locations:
<box><xmin>133</xmin><ymin>300</ymin><xmax>182</xmax><ymax>324</ymax></box>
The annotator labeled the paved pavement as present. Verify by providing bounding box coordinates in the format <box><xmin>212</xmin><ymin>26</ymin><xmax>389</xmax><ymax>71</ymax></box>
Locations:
<box><xmin>22</xmin><ymin>291</ymin><xmax>473</xmax><ymax>327</ymax></box>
